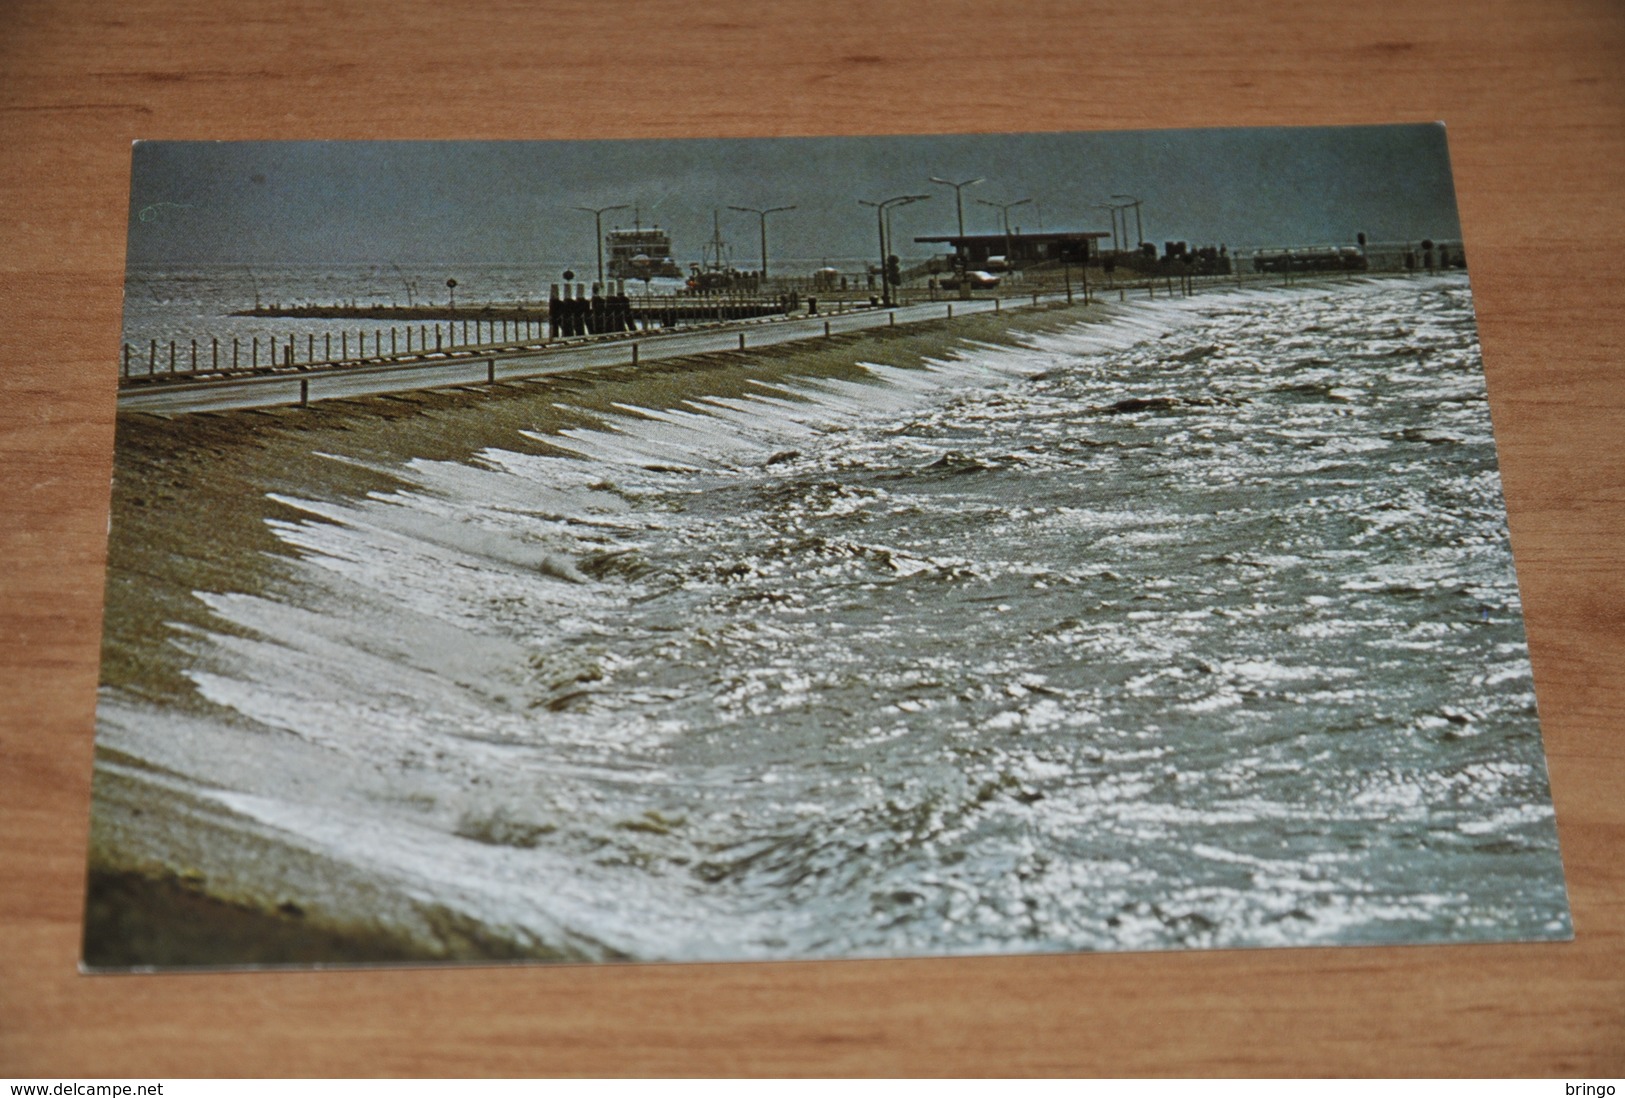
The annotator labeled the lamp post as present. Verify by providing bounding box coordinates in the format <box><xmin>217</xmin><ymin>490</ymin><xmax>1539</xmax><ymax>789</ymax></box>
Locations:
<box><xmin>976</xmin><ymin>196</ymin><xmax>1031</xmax><ymax>272</ymax></box>
<box><xmin>1092</xmin><ymin>204</ymin><xmax>1123</xmax><ymax>252</ymax></box>
<box><xmin>859</xmin><ymin>194</ymin><xmax>929</xmax><ymax>308</ymax></box>
<box><xmin>1111</xmin><ymin>194</ymin><xmax>1144</xmax><ymax>248</ymax></box>
<box><xmin>930</xmin><ymin>175</ymin><xmax>984</xmax><ymax>236</ymax></box>
<box><xmin>572</xmin><ymin>203</ymin><xmax>629</xmax><ymax>287</ymax></box>
<box><xmin>728</xmin><ymin>204</ymin><xmax>796</xmax><ymax>279</ymax></box>
<box><xmin>930</xmin><ymin>176</ymin><xmax>984</xmax><ymax>287</ymax></box>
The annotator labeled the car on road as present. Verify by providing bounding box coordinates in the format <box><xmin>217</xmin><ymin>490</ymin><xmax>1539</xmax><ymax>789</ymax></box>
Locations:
<box><xmin>937</xmin><ymin>270</ymin><xmax>1001</xmax><ymax>290</ymax></box>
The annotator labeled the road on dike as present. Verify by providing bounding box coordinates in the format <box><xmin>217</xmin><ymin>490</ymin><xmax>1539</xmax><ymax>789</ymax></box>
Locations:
<box><xmin>116</xmin><ymin>292</ymin><xmax>1079</xmax><ymax>414</ymax></box>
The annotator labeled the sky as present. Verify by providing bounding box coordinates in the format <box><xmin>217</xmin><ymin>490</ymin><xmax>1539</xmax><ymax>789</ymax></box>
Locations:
<box><xmin>125</xmin><ymin>125</ymin><xmax>1463</xmax><ymax>271</ymax></box>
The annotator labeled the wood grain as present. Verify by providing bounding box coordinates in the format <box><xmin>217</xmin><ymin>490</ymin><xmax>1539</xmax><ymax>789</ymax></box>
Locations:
<box><xmin>2</xmin><ymin>0</ymin><xmax>1621</xmax><ymax>1076</ymax></box>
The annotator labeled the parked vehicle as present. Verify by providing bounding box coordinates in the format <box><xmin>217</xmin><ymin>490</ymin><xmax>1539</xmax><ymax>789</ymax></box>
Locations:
<box><xmin>938</xmin><ymin>270</ymin><xmax>1001</xmax><ymax>290</ymax></box>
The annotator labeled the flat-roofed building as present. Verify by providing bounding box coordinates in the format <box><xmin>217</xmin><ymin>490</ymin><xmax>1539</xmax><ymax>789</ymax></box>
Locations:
<box><xmin>913</xmin><ymin>230</ymin><xmax>1110</xmax><ymax>270</ymax></box>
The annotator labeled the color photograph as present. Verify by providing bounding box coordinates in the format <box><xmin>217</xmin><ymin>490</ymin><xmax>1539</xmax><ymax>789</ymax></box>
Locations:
<box><xmin>84</xmin><ymin>126</ymin><xmax>1572</xmax><ymax>969</ymax></box>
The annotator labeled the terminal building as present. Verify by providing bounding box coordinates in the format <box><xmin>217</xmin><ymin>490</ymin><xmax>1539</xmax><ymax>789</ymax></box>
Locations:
<box><xmin>912</xmin><ymin>230</ymin><xmax>1111</xmax><ymax>270</ymax></box>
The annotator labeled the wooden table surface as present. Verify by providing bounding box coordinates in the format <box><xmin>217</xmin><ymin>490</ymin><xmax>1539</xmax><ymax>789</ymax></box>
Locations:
<box><xmin>3</xmin><ymin>0</ymin><xmax>1621</xmax><ymax>1077</ymax></box>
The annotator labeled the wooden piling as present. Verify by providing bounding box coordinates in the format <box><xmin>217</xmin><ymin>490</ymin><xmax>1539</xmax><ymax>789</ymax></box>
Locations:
<box><xmin>233</xmin><ymin>338</ymin><xmax>240</xmax><ymax>370</ymax></box>
<box><xmin>824</xmin><ymin>320</ymin><xmax>831</xmax><ymax>337</ymax></box>
<box><xmin>632</xmin><ymin>342</ymin><xmax>639</xmax><ymax>365</ymax></box>
<box><xmin>149</xmin><ymin>340</ymin><xmax>156</xmax><ymax>377</ymax></box>
<box><xmin>251</xmin><ymin>337</ymin><xmax>258</xmax><ymax>368</ymax></box>
<box><xmin>738</xmin><ymin>332</ymin><xmax>746</xmax><ymax>350</ymax></box>
<box><xmin>169</xmin><ymin>341</ymin><xmax>176</xmax><ymax>374</ymax></box>
<box><xmin>213</xmin><ymin>338</ymin><xmax>219</xmax><ymax>371</ymax></box>
<box><xmin>299</xmin><ymin>378</ymin><xmax>309</xmax><ymax>406</ymax></box>
<box><xmin>487</xmin><ymin>359</ymin><xmax>495</xmax><ymax>385</ymax></box>
<box><xmin>123</xmin><ymin>343</ymin><xmax>130</xmax><ymax>379</ymax></box>
<box><xmin>190</xmin><ymin>339</ymin><xmax>197</xmax><ymax>372</ymax></box>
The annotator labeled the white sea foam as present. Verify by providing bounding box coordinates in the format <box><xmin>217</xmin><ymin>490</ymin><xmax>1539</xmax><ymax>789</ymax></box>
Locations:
<box><xmin>95</xmin><ymin>273</ymin><xmax>1570</xmax><ymax>961</ymax></box>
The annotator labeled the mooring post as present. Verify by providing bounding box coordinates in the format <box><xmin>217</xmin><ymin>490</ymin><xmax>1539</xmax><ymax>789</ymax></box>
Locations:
<box><xmin>299</xmin><ymin>378</ymin><xmax>309</xmax><ymax>406</ymax></box>
<box><xmin>632</xmin><ymin>342</ymin><xmax>639</xmax><ymax>365</ymax></box>
<box><xmin>738</xmin><ymin>332</ymin><xmax>746</xmax><ymax>350</ymax></box>
<box><xmin>487</xmin><ymin>359</ymin><xmax>495</xmax><ymax>384</ymax></box>
<box><xmin>169</xmin><ymin>340</ymin><xmax>176</xmax><ymax>374</ymax></box>
<box><xmin>889</xmin><ymin>311</ymin><xmax>896</xmax><ymax>326</ymax></box>
<box><xmin>341</xmin><ymin>331</ymin><xmax>347</xmax><ymax>359</ymax></box>
<box><xmin>287</xmin><ymin>335</ymin><xmax>294</xmax><ymax>365</ymax></box>
<box><xmin>233</xmin><ymin>338</ymin><xmax>240</xmax><ymax>370</ymax></box>
<box><xmin>149</xmin><ymin>340</ymin><xmax>156</xmax><ymax>377</ymax></box>
<box><xmin>824</xmin><ymin>320</ymin><xmax>831</xmax><ymax>337</ymax></box>
<box><xmin>190</xmin><ymin>339</ymin><xmax>197</xmax><ymax>372</ymax></box>
<box><xmin>213</xmin><ymin>338</ymin><xmax>219</xmax><ymax>371</ymax></box>
<box><xmin>947</xmin><ymin>304</ymin><xmax>953</xmax><ymax>319</ymax></box>
<box><xmin>251</xmin><ymin>337</ymin><xmax>258</xmax><ymax>368</ymax></box>
<box><xmin>123</xmin><ymin>344</ymin><xmax>130</xmax><ymax>379</ymax></box>
<box><xmin>435</xmin><ymin>324</ymin><xmax>443</xmax><ymax>351</ymax></box>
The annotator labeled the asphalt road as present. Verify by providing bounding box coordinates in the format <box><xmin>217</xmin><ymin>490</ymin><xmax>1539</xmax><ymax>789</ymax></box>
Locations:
<box><xmin>116</xmin><ymin>292</ymin><xmax>1077</xmax><ymax>414</ymax></box>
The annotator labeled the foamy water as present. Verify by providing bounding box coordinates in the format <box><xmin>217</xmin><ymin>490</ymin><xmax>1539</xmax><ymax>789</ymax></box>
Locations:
<box><xmin>94</xmin><ymin>273</ymin><xmax>1572</xmax><ymax>961</ymax></box>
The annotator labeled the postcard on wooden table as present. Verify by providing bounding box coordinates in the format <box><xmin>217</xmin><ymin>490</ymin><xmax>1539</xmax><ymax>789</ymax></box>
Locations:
<box><xmin>85</xmin><ymin>125</ymin><xmax>1571</xmax><ymax>969</ymax></box>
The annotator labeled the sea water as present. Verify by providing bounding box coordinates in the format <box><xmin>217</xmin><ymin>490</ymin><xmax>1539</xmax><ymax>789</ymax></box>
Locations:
<box><xmin>95</xmin><ymin>272</ymin><xmax>1572</xmax><ymax>961</ymax></box>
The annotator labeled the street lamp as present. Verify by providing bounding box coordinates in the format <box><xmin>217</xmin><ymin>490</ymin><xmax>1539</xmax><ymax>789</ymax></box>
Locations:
<box><xmin>572</xmin><ymin>203</ymin><xmax>629</xmax><ymax>287</ymax></box>
<box><xmin>930</xmin><ymin>176</ymin><xmax>984</xmax><ymax>299</ymax></box>
<box><xmin>727</xmin><ymin>204</ymin><xmax>796</xmax><ymax>279</ymax></box>
<box><xmin>1092</xmin><ymin>203</ymin><xmax>1125</xmax><ymax>252</ymax></box>
<box><xmin>930</xmin><ymin>176</ymin><xmax>985</xmax><ymax>278</ymax></box>
<box><xmin>976</xmin><ymin>196</ymin><xmax>1031</xmax><ymax>271</ymax></box>
<box><xmin>1111</xmin><ymin>194</ymin><xmax>1144</xmax><ymax>249</ymax></box>
<box><xmin>859</xmin><ymin>194</ymin><xmax>929</xmax><ymax>308</ymax></box>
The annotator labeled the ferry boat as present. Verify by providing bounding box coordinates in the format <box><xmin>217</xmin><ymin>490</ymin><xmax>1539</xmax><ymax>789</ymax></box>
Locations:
<box><xmin>607</xmin><ymin>224</ymin><xmax>682</xmax><ymax>281</ymax></box>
